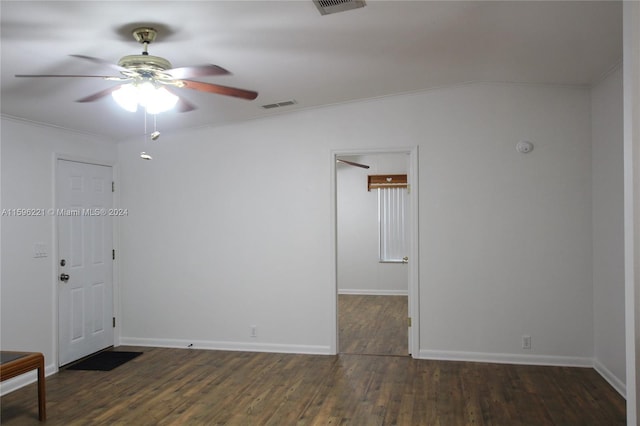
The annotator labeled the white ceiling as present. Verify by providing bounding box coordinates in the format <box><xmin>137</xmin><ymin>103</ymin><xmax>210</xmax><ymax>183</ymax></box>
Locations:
<box><xmin>0</xmin><ymin>1</ymin><xmax>622</xmax><ymax>141</ymax></box>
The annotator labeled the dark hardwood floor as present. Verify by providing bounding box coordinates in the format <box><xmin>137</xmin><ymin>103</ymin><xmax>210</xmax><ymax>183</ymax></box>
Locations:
<box><xmin>338</xmin><ymin>294</ymin><xmax>408</xmax><ymax>356</ymax></box>
<box><xmin>1</xmin><ymin>344</ymin><xmax>626</xmax><ymax>425</ymax></box>
<box><xmin>0</xmin><ymin>297</ymin><xmax>626</xmax><ymax>424</ymax></box>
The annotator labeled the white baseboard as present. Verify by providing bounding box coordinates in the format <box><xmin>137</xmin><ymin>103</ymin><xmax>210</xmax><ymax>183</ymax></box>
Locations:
<box><xmin>0</xmin><ymin>362</ymin><xmax>57</xmax><ymax>396</ymax></box>
<box><xmin>338</xmin><ymin>289</ymin><xmax>408</xmax><ymax>296</ymax></box>
<box><xmin>418</xmin><ymin>349</ymin><xmax>593</xmax><ymax>368</ymax></box>
<box><xmin>119</xmin><ymin>337</ymin><xmax>333</xmax><ymax>356</ymax></box>
<box><xmin>594</xmin><ymin>359</ymin><xmax>626</xmax><ymax>397</ymax></box>
<box><xmin>0</xmin><ymin>346</ymin><xmax>622</xmax><ymax>402</ymax></box>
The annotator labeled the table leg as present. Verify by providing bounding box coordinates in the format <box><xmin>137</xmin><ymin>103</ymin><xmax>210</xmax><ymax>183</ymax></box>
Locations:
<box><xmin>37</xmin><ymin>356</ymin><xmax>46</xmax><ymax>421</ymax></box>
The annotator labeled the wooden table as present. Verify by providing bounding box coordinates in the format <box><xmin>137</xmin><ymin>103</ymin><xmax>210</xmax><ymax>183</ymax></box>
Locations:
<box><xmin>0</xmin><ymin>351</ymin><xmax>46</xmax><ymax>421</ymax></box>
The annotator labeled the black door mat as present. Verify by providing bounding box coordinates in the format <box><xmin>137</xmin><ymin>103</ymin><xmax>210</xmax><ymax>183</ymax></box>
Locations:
<box><xmin>66</xmin><ymin>351</ymin><xmax>142</xmax><ymax>371</ymax></box>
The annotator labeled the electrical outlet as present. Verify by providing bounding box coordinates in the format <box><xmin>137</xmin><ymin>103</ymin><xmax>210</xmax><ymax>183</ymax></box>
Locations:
<box><xmin>522</xmin><ymin>335</ymin><xmax>531</xmax><ymax>350</ymax></box>
<box><xmin>250</xmin><ymin>325</ymin><xmax>257</xmax><ymax>338</ymax></box>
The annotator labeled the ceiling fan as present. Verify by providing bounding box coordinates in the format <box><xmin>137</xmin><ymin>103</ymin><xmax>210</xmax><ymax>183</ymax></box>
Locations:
<box><xmin>15</xmin><ymin>27</ymin><xmax>258</xmax><ymax>113</ymax></box>
<box><xmin>337</xmin><ymin>158</ymin><xmax>369</xmax><ymax>169</ymax></box>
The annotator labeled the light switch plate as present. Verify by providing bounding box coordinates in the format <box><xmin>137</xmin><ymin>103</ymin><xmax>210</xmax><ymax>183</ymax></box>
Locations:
<box><xmin>33</xmin><ymin>242</ymin><xmax>48</xmax><ymax>258</ymax></box>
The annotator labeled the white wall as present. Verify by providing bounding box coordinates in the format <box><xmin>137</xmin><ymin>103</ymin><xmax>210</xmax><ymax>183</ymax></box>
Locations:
<box><xmin>337</xmin><ymin>153</ymin><xmax>408</xmax><ymax>295</ymax></box>
<box><xmin>623</xmin><ymin>1</ymin><xmax>640</xmax><ymax>421</ymax></box>
<box><xmin>0</xmin><ymin>117</ymin><xmax>116</xmax><ymax>392</ymax></box>
<box><xmin>591</xmin><ymin>66</ymin><xmax>626</xmax><ymax>395</ymax></box>
<box><xmin>416</xmin><ymin>84</ymin><xmax>593</xmax><ymax>363</ymax></box>
<box><xmin>118</xmin><ymin>82</ymin><xmax>595</xmax><ymax>364</ymax></box>
<box><xmin>117</xmin><ymin>117</ymin><xmax>335</xmax><ymax>353</ymax></box>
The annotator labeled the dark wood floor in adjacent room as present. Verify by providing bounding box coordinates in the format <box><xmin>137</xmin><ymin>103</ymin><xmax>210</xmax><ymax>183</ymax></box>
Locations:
<box><xmin>338</xmin><ymin>294</ymin><xmax>408</xmax><ymax>356</ymax></box>
<box><xmin>1</xmin><ymin>295</ymin><xmax>626</xmax><ymax>424</ymax></box>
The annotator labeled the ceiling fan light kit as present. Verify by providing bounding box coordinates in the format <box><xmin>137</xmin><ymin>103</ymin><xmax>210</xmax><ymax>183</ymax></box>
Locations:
<box><xmin>111</xmin><ymin>81</ymin><xmax>179</xmax><ymax>114</ymax></box>
<box><xmin>111</xmin><ymin>28</ymin><xmax>187</xmax><ymax>115</ymax></box>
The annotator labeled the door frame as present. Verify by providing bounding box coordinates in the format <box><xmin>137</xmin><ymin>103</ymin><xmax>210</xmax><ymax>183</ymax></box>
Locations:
<box><xmin>53</xmin><ymin>154</ymin><xmax>119</xmax><ymax>367</ymax></box>
<box><xmin>330</xmin><ymin>146</ymin><xmax>419</xmax><ymax>356</ymax></box>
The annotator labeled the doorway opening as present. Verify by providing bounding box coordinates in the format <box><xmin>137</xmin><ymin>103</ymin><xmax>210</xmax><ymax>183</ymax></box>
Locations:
<box><xmin>332</xmin><ymin>148</ymin><xmax>419</xmax><ymax>357</ymax></box>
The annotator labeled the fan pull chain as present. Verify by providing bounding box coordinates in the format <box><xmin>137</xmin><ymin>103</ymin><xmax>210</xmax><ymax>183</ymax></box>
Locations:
<box><xmin>150</xmin><ymin>113</ymin><xmax>161</xmax><ymax>140</ymax></box>
<box><xmin>140</xmin><ymin>109</ymin><xmax>152</xmax><ymax>160</ymax></box>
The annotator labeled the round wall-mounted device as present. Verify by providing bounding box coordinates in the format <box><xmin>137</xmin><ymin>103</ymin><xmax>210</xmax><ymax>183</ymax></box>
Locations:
<box><xmin>516</xmin><ymin>141</ymin><xmax>534</xmax><ymax>153</ymax></box>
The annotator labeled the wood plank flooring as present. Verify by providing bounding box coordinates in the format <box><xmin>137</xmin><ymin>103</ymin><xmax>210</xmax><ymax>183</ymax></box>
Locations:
<box><xmin>0</xmin><ymin>297</ymin><xmax>624</xmax><ymax>424</ymax></box>
<box><xmin>0</xmin><ymin>346</ymin><xmax>626</xmax><ymax>425</ymax></box>
<box><xmin>338</xmin><ymin>294</ymin><xmax>408</xmax><ymax>356</ymax></box>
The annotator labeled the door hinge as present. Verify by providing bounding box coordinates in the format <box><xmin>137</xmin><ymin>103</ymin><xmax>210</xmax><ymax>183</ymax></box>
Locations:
<box><xmin>113</xmin><ymin>317</ymin><xmax>116</xmax><ymax>328</ymax></box>
<box><xmin>112</xmin><ymin>249</ymin><xmax>115</xmax><ymax>260</ymax></box>
<box><xmin>408</xmin><ymin>317</ymin><xmax>412</xmax><ymax>327</ymax></box>
<box><xmin>112</xmin><ymin>181</ymin><xmax>115</xmax><ymax>192</ymax></box>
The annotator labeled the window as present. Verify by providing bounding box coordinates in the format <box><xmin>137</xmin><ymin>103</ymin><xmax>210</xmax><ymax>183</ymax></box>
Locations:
<box><xmin>370</xmin><ymin>174</ymin><xmax>408</xmax><ymax>262</ymax></box>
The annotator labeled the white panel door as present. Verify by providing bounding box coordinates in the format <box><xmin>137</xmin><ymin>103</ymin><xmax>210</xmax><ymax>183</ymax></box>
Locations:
<box><xmin>57</xmin><ymin>160</ymin><xmax>113</xmax><ymax>366</ymax></box>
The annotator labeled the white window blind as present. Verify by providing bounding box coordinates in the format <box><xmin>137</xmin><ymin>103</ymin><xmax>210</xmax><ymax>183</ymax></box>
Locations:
<box><xmin>378</xmin><ymin>187</ymin><xmax>408</xmax><ymax>262</ymax></box>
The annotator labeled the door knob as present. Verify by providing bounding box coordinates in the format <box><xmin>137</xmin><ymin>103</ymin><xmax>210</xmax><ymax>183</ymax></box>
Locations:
<box><xmin>402</xmin><ymin>256</ymin><xmax>409</xmax><ymax>263</ymax></box>
<box><xmin>59</xmin><ymin>273</ymin><xmax>70</xmax><ymax>282</ymax></box>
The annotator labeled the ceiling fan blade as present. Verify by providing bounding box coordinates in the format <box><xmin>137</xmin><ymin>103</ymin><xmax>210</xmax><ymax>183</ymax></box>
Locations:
<box><xmin>179</xmin><ymin>80</ymin><xmax>258</xmax><ymax>100</ymax></box>
<box><xmin>337</xmin><ymin>159</ymin><xmax>370</xmax><ymax>169</ymax></box>
<box><xmin>165</xmin><ymin>87</ymin><xmax>197</xmax><ymax>113</ymax></box>
<box><xmin>70</xmin><ymin>54</ymin><xmax>128</xmax><ymax>72</ymax></box>
<box><xmin>76</xmin><ymin>85</ymin><xmax>123</xmax><ymax>103</ymax></box>
<box><xmin>176</xmin><ymin>96</ymin><xmax>197</xmax><ymax>113</ymax></box>
<box><xmin>165</xmin><ymin>64</ymin><xmax>230</xmax><ymax>79</ymax></box>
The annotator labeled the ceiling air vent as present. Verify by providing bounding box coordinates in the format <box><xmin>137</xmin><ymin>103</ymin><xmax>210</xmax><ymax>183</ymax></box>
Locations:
<box><xmin>261</xmin><ymin>100</ymin><xmax>297</xmax><ymax>110</ymax></box>
<box><xmin>313</xmin><ymin>0</ymin><xmax>366</xmax><ymax>16</ymax></box>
